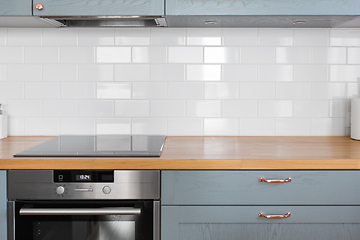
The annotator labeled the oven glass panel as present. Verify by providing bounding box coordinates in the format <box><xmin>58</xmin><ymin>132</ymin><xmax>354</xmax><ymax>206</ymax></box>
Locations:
<box><xmin>14</xmin><ymin>201</ymin><xmax>153</xmax><ymax>240</ymax></box>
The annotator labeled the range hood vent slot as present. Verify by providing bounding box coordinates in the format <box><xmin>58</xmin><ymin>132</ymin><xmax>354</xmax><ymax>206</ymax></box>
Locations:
<box><xmin>41</xmin><ymin>16</ymin><xmax>167</xmax><ymax>27</ymax></box>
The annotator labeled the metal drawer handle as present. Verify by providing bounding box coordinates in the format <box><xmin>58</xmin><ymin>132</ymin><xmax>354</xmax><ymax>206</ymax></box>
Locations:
<box><xmin>19</xmin><ymin>207</ymin><xmax>141</xmax><ymax>216</ymax></box>
<box><xmin>259</xmin><ymin>177</ymin><xmax>292</xmax><ymax>183</ymax></box>
<box><xmin>259</xmin><ymin>212</ymin><xmax>291</xmax><ymax>219</ymax></box>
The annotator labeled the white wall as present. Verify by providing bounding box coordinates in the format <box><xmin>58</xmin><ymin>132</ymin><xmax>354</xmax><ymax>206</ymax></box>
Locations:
<box><xmin>0</xmin><ymin>28</ymin><xmax>359</xmax><ymax>136</ymax></box>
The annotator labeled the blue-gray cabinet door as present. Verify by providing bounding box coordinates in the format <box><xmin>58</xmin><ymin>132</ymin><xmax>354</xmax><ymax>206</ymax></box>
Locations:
<box><xmin>33</xmin><ymin>0</ymin><xmax>164</xmax><ymax>16</ymax></box>
<box><xmin>162</xmin><ymin>206</ymin><xmax>360</xmax><ymax>240</ymax></box>
<box><xmin>0</xmin><ymin>171</ymin><xmax>6</xmax><ymax>240</ymax></box>
<box><xmin>0</xmin><ymin>0</ymin><xmax>32</xmax><ymax>15</ymax></box>
<box><xmin>162</xmin><ymin>170</ymin><xmax>360</xmax><ymax>205</ymax></box>
<box><xmin>166</xmin><ymin>0</ymin><xmax>360</xmax><ymax>15</ymax></box>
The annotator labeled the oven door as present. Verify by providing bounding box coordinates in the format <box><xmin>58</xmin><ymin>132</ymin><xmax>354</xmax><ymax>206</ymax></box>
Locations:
<box><xmin>8</xmin><ymin>200</ymin><xmax>159</xmax><ymax>240</ymax></box>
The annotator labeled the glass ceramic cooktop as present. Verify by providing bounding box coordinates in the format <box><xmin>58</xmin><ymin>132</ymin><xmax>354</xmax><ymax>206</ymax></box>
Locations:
<box><xmin>14</xmin><ymin>135</ymin><xmax>166</xmax><ymax>157</ymax></box>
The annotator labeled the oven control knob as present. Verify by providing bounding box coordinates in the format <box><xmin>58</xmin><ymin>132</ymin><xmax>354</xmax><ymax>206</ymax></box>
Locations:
<box><xmin>56</xmin><ymin>186</ymin><xmax>65</xmax><ymax>195</ymax></box>
<box><xmin>102</xmin><ymin>186</ymin><xmax>111</xmax><ymax>194</ymax></box>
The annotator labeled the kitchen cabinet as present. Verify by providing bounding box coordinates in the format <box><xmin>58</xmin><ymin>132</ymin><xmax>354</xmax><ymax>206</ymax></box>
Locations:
<box><xmin>0</xmin><ymin>171</ymin><xmax>6</xmax><ymax>240</ymax></box>
<box><xmin>0</xmin><ymin>0</ymin><xmax>32</xmax><ymax>16</ymax></box>
<box><xmin>166</xmin><ymin>0</ymin><xmax>360</xmax><ymax>16</ymax></box>
<box><xmin>32</xmin><ymin>0</ymin><xmax>164</xmax><ymax>16</ymax></box>
<box><xmin>162</xmin><ymin>171</ymin><xmax>360</xmax><ymax>240</ymax></box>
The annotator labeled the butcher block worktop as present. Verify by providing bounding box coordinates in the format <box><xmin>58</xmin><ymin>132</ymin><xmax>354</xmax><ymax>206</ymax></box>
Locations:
<box><xmin>0</xmin><ymin>136</ymin><xmax>360</xmax><ymax>170</ymax></box>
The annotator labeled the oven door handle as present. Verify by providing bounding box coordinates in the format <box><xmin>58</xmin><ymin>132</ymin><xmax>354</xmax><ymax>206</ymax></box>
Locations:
<box><xmin>19</xmin><ymin>207</ymin><xmax>141</xmax><ymax>216</ymax></box>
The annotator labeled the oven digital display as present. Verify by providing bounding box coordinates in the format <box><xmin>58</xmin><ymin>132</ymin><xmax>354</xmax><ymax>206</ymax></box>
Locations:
<box><xmin>76</xmin><ymin>174</ymin><xmax>91</xmax><ymax>181</ymax></box>
<box><xmin>54</xmin><ymin>170</ymin><xmax>114</xmax><ymax>183</ymax></box>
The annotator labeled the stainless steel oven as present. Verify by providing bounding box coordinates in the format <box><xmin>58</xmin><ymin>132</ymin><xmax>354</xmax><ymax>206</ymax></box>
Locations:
<box><xmin>7</xmin><ymin>170</ymin><xmax>160</xmax><ymax>240</ymax></box>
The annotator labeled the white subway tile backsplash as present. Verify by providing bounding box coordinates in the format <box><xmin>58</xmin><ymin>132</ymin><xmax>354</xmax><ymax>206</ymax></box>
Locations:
<box><xmin>61</xmin><ymin>47</ymin><xmax>94</xmax><ymax>63</ymax></box>
<box><xmin>96</xmin><ymin>118</ymin><xmax>131</xmax><ymax>135</ymax></box>
<box><xmin>294</xmin><ymin>65</ymin><xmax>328</xmax><ymax>82</ymax></box>
<box><xmin>25</xmin><ymin>118</ymin><xmax>60</xmax><ymax>135</ymax></box>
<box><xmin>115</xmin><ymin>29</ymin><xmax>150</xmax><ymax>45</ymax></box>
<box><xmin>330</xmin><ymin>100</ymin><xmax>351</xmax><ymax>117</ymax></box>
<box><xmin>61</xmin><ymin>82</ymin><xmax>95</xmax><ymax>99</ymax></box>
<box><xmin>0</xmin><ymin>47</ymin><xmax>23</xmax><ymax>63</ymax></box>
<box><xmin>276</xmin><ymin>83</ymin><xmax>311</xmax><ymax>100</ymax></box>
<box><xmin>311</xmin><ymin>118</ymin><xmax>346</xmax><ymax>136</ymax></box>
<box><xmin>43</xmin><ymin>64</ymin><xmax>77</xmax><ymax>82</ymax></box>
<box><xmin>43</xmin><ymin>100</ymin><xmax>78</xmax><ymax>117</ymax></box>
<box><xmin>276</xmin><ymin>47</ymin><xmax>311</xmax><ymax>64</ymax></box>
<box><xmin>151</xmin><ymin>28</ymin><xmax>186</xmax><ymax>45</ymax></box>
<box><xmin>330</xmin><ymin>65</ymin><xmax>360</xmax><ymax>82</ymax></box>
<box><xmin>293</xmin><ymin>100</ymin><xmax>329</xmax><ymax>117</ymax></box>
<box><xmin>150</xmin><ymin>64</ymin><xmax>184</xmax><ymax>81</ymax></box>
<box><xmin>8</xmin><ymin>117</ymin><xmax>25</xmax><ymax>136</ymax></box>
<box><xmin>8</xmin><ymin>100</ymin><xmax>42</xmax><ymax>117</ymax></box>
<box><xmin>132</xmin><ymin>82</ymin><xmax>167</xmax><ymax>99</ymax></box>
<box><xmin>7</xmin><ymin>64</ymin><xmax>42</xmax><ymax>81</ymax></box>
<box><xmin>42</xmin><ymin>28</ymin><xmax>78</xmax><ymax>46</ymax></box>
<box><xmin>79</xmin><ymin>65</ymin><xmax>114</xmax><ymax>82</ymax></box>
<box><xmin>347</xmin><ymin>83</ymin><xmax>360</xmax><ymax>98</ymax></box>
<box><xmin>187</xmin><ymin>65</ymin><xmax>221</xmax><ymax>81</ymax></box>
<box><xmin>348</xmin><ymin>48</ymin><xmax>360</xmax><ymax>64</ymax></box>
<box><xmin>168</xmin><ymin>118</ymin><xmax>202</xmax><ymax>136</ymax></box>
<box><xmin>96</xmin><ymin>47</ymin><xmax>130</xmax><ymax>63</ymax></box>
<box><xmin>258</xmin><ymin>29</ymin><xmax>293</xmax><ymax>46</ymax></box>
<box><xmin>258</xmin><ymin>101</ymin><xmax>293</xmax><ymax>117</ymax></box>
<box><xmin>240</xmin><ymin>82</ymin><xmax>275</xmax><ymax>100</ymax></box>
<box><xmin>0</xmin><ymin>28</ymin><xmax>356</xmax><ymax>136</ymax></box>
<box><xmin>204</xmin><ymin>118</ymin><xmax>239</xmax><ymax>136</ymax></box>
<box><xmin>204</xmin><ymin>82</ymin><xmax>239</xmax><ymax>99</ymax></box>
<box><xmin>115</xmin><ymin>65</ymin><xmax>149</xmax><ymax>81</ymax></box>
<box><xmin>79</xmin><ymin>100</ymin><xmax>114</xmax><ymax>117</ymax></box>
<box><xmin>0</xmin><ymin>65</ymin><xmax>5</xmax><ymax>81</ymax></box>
<box><xmin>7</xmin><ymin>29</ymin><xmax>42</xmax><ymax>46</ymax></box>
<box><xmin>132</xmin><ymin>47</ymin><xmax>166</xmax><ymax>63</ymax></box>
<box><xmin>258</xmin><ymin>65</ymin><xmax>293</xmax><ymax>82</ymax></box>
<box><xmin>0</xmin><ymin>29</ymin><xmax>5</xmax><ymax>45</ymax></box>
<box><xmin>97</xmin><ymin>82</ymin><xmax>131</xmax><ymax>99</ymax></box>
<box><xmin>276</xmin><ymin>118</ymin><xmax>311</xmax><ymax>136</ymax></box>
<box><xmin>78</xmin><ymin>29</ymin><xmax>114</xmax><ymax>45</ymax></box>
<box><xmin>61</xmin><ymin>118</ymin><xmax>95</xmax><ymax>135</ymax></box>
<box><xmin>0</xmin><ymin>82</ymin><xmax>24</xmax><ymax>99</ymax></box>
<box><xmin>115</xmin><ymin>100</ymin><xmax>150</xmax><ymax>117</ymax></box>
<box><xmin>222</xmin><ymin>100</ymin><xmax>257</xmax><ymax>118</ymax></box>
<box><xmin>311</xmin><ymin>47</ymin><xmax>346</xmax><ymax>64</ymax></box>
<box><xmin>330</xmin><ymin>29</ymin><xmax>360</xmax><ymax>46</ymax></box>
<box><xmin>168</xmin><ymin>82</ymin><xmax>203</xmax><ymax>99</ymax></box>
<box><xmin>241</xmin><ymin>47</ymin><xmax>276</xmax><ymax>64</ymax></box>
<box><xmin>204</xmin><ymin>47</ymin><xmax>239</xmax><ymax>63</ymax></box>
<box><xmin>311</xmin><ymin>83</ymin><xmax>347</xmax><ymax>99</ymax></box>
<box><xmin>25</xmin><ymin>47</ymin><xmax>58</xmax><ymax>63</ymax></box>
<box><xmin>187</xmin><ymin>100</ymin><xmax>221</xmax><ymax>117</ymax></box>
<box><xmin>187</xmin><ymin>28</ymin><xmax>222</xmax><ymax>46</ymax></box>
<box><xmin>294</xmin><ymin>29</ymin><xmax>329</xmax><ymax>46</ymax></box>
<box><xmin>25</xmin><ymin>82</ymin><xmax>60</xmax><ymax>99</ymax></box>
<box><xmin>222</xmin><ymin>65</ymin><xmax>257</xmax><ymax>82</ymax></box>
<box><xmin>168</xmin><ymin>47</ymin><xmax>203</xmax><ymax>63</ymax></box>
<box><xmin>132</xmin><ymin>118</ymin><xmax>167</xmax><ymax>135</ymax></box>
<box><xmin>151</xmin><ymin>100</ymin><xmax>185</xmax><ymax>117</ymax></box>
<box><xmin>223</xmin><ymin>29</ymin><xmax>258</xmax><ymax>46</ymax></box>
<box><xmin>240</xmin><ymin>118</ymin><xmax>275</xmax><ymax>136</ymax></box>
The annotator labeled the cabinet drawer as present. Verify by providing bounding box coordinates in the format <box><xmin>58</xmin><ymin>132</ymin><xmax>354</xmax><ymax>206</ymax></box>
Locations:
<box><xmin>162</xmin><ymin>206</ymin><xmax>360</xmax><ymax>240</ymax></box>
<box><xmin>162</xmin><ymin>171</ymin><xmax>360</xmax><ymax>205</ymax></box>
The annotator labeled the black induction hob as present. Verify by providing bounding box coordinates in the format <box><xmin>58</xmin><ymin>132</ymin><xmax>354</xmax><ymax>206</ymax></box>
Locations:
<box><xmin>14</xmin><ymin>135</ymin><xmax>166</xmax><ymax>157</ymax></box>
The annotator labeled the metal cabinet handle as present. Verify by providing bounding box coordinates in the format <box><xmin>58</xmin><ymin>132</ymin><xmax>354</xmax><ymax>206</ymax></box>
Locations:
<box><xmin>259</xmin><ymin>177</ymin><xmax>292</xmax><ymax>183</ymax></box>
<box><xmin>259</xmin><ymin>212</ymin><xmax>291</xmax><ymax>219</ymax></box>
<box><xmin>35</xmin><ymin>3</ymin><xmax>43</xmax><ymax>10</ymax></box>
<box><xmin>20</xmin><ymin>207</ymin><xmax>141</xmax><ymax>216</ymax></box>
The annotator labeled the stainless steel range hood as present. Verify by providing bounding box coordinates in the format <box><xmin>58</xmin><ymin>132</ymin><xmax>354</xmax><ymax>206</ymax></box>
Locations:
<box><xmin>41</xmin><ymin>15</ymin><xmax>167</xmax><ymax>27</ymax></box>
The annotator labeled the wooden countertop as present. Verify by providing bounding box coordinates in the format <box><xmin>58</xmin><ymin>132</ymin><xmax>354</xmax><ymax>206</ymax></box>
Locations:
<box><xmin>1</xmin><ymin>136</ymin><xmax>360</xmax><ymax>170</ymax></box>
